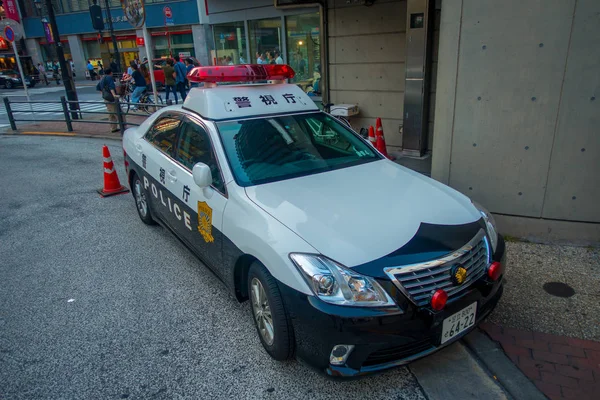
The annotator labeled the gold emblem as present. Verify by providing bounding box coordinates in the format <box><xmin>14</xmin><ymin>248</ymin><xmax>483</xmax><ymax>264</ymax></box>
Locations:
<box><xmin>452</xmin><ymin>266</ymin><xmax>468</xmax><ymax>286</ymax></box>
<box><xmin>197</xmin><ymin>201</ymin><xmax>214</xmax><ymax>243</ymax></box>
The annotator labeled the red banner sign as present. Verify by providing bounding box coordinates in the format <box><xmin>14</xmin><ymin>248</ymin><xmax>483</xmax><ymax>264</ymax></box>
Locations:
<box><xmin>136</xmin><ymin>37</ymin><xmax>145</xmax><ymax>46</ymax></box>
<box><xmin>4</xmin><ymin>0</ymin><xmax>20</xmax><ymax>22</ymax></box>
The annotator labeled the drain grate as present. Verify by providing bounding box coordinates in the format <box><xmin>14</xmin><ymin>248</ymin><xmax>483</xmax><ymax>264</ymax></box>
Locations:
<box><xmin>543</xmin><ymin>282</ymin><xmax>575</xmax><ymax>298</ymax></box>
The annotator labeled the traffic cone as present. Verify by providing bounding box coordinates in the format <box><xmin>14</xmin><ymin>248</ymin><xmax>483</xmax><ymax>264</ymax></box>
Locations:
<box><xmin>368</xmin><ymin>126</ymin><xmax>376</xmax><ymax>147</ymax></box>
<box><xmin>375</xmin><ymin>117</ymin><xmax>391</xmax><ymax>159</ymax></box>
<box><xmin>97</xmin><ymin>145</ymin><xmax>130</xmax><ymax>197</ymax></box>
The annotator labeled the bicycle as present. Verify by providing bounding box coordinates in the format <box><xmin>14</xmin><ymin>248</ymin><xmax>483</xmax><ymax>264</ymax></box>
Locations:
<box><xmin>119</xmin><ymin>80</ymin><xmax>164</xmax><ymax>115</ymax></box>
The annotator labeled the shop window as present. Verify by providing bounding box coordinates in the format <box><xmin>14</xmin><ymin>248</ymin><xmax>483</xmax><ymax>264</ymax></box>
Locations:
<box><xmin>153</xmin><ymin>32</ymin><xmax>195</xmax><ymax>60</ymax></box>
<box><xmin>213</xmin><ymin>22</ymin><xmax>247</xmax><ymax>65</ymax></box>
<box><xmin>286</xmin><ymin>13</ymin><xmax>321</xmax><ymax>94</ymax></box>
<box><xmin>249</xmin><ymin>18</ymin><xmax>282</xmax><ymax>65</ymax></box>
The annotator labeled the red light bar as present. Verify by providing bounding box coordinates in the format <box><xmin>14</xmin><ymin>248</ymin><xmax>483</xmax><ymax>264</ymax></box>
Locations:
<box><xmin>187</xmin><ymin>64</ymin><xmax>295</xmax><ymax>83</ymax></box>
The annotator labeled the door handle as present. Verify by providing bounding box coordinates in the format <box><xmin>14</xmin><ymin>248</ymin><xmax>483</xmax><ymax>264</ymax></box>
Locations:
<box><xmin>167</xmin><ymin>170</ymin><xmax>177</xmax><ymax>183</ymax></box>
<box><xmin>135</xmin><ymin>143</ymin><xmax>143</xmax><ymax>155</ymax></box>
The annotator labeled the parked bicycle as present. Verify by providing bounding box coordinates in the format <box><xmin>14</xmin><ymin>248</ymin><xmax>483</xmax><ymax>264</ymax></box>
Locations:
<box><xmin>118</xmin><ymin>80</ymin><xmax>164</xmax><ymax>115</ymax></box>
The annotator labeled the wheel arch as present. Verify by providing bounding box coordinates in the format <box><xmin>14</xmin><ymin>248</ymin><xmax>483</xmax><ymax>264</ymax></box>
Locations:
<box><xmin>233</xmin><ymin>253</ymin><xmax>259</xmax><ymax>302</ymax></box>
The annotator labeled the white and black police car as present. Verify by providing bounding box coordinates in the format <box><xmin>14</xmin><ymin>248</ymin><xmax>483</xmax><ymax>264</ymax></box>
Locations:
<box><xmin>122</xmin><ymin>64</ymin><xmax>505</xmax><ymax>377</ymax></box>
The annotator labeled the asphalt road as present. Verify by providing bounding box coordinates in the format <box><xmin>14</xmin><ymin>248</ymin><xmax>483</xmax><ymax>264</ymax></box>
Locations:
<box><xmin>0</xmin><ymin>135</ymin><xmax>427</xmax><ymax>399</ymax></box>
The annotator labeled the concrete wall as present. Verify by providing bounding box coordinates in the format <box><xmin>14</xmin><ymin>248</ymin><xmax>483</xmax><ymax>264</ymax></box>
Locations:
<box><xmin>432</xmin><ymin>0</ymin><xmax>600</xmax><ymax>239</ymax></box>
<box><xmin>327</xmin><ymin>0</ymin><xmax>407</xmax><ymax>150</ymax></box>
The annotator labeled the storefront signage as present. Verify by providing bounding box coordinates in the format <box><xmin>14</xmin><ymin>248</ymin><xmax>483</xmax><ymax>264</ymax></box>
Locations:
<box><xmin>120</xmin><ymin>0</ymin><xmax>146</xmax><ymax>29</ymax></box>
<box><xmin>136</xmin><ymin>37</ymin><xmax>145</xmax><ymax>46</ymax></box>
<box><xmin>4</xmin><ymin>0</ymin><xmax>20</xmax><ymax>23</ymax></box>
<box><xmin>103</xmin><ymin>16</ymin><xmax>128</xmax><ymax>24</ymax></box>
<box><xmin>163</xmin><ymin>6</ymin><xmax>174</xmax><ymax>26</ymax></box>
<box><xmin>4</xmin><ymin>27</ymin><xmax>15</xmax><ymax>43</ymax></box>
<box><xmin>178</xmin><ymin>52</ymin><xmax>191</xmax><ymax>59</ymax></box>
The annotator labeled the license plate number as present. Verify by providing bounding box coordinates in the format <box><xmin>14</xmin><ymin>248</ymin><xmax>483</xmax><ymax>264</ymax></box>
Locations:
<box><xmin>440</xmin><ymin>302</ymin><xmax>477</xmax><ymax>344</ymax></box>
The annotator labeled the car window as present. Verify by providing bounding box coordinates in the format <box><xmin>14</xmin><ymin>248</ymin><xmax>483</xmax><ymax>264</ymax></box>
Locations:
<box><xmin>176</xmin><ymin>119</ymin><xmax>225</xmax><ymax>194</ymax></box>
<box><xmin>217</xmin><ymin>112</ymin><xmax>381</xmax><ymax>187</ymax></box>
<box><xmin>145</xmin><ymin>116</ymin><xmax>181</xmax><ymax>156</ymax></box>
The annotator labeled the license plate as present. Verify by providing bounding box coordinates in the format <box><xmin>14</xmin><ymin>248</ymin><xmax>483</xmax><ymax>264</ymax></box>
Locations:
<box><xmin>440</xmin><ymin>302</ymin><xmax>477</xmax><ymax>344</ymax></box>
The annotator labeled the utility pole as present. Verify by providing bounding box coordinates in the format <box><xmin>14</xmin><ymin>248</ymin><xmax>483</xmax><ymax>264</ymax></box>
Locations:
<box><xmin>104</xmin><ymin>0</ymin><xmax>121</xmax><ymax>73</ymax></box>
<box><xmin>42</xmin><ymin>0</ymin><xmax>79</xmax><ymax>119</ymax></box>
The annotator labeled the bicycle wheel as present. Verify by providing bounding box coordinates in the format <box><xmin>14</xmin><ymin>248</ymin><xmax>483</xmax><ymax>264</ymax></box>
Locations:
<box><xmin>141</xmin><ymin>94</ymin><xmax>155</xmax><ymax>115</ymax></box>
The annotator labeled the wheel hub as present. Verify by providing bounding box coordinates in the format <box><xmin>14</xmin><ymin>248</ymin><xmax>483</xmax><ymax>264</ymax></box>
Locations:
<box><xmin>251</xmin><ymin>278</ymin><xmax>274</xmax><ymax>346</ymax></box>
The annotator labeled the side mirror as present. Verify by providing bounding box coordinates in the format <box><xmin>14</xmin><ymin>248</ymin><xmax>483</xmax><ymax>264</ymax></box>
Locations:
<box><xmin>192</xmin><ymin>162</ymin><xmax>212</xmax><ymax>188</ymax></box>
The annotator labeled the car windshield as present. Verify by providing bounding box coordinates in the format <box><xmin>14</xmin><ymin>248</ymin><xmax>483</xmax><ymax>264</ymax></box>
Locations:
<box><xmin>217</xmin><ymin>112</ymin><xmax>381</xmax><ymax>186</ymax></box>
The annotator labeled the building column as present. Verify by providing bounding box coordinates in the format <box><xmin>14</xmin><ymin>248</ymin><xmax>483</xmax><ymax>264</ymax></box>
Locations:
<box><xmin>136</xmin><ymin>29</ymin><xmax>147</xmax><ymax>61</ymax></box>
<box><xmin>192</xmin><ymin>24</ymin><xmax>211</xmax><ymax>66</ymax></box>
<box><xmin>67</xmin><ymin>35</ymin><xmax>87</xmax><ymax>81</ymax></box>
<box><xmin>25</xmin><ymin>39</ymin><xmax>43</xmax><ymax>65</ymax></box>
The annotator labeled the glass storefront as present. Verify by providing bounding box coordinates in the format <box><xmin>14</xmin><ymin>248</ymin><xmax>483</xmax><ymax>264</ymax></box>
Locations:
<box><xmin>249</xmin><ymin>18</ymin><xmax>282</xmax><ymax>65</ymax></box>
<box><xmin>153</xmin><ymin>32</ymin><xmax>196</xmax><ymax>60</ymax></box>
<box><xmin>83</xmin><ymin>37</ymin><xmax>138</xmax><ymax>73</ymax></box>
<box><xmin>213</xmin><ymin>22</ymin><xmax>247</xmax><ymax>65</ymax></box>
<box><xmin>286</xmin><ymin>13</ymin><xmax>320</xmax><ymax>88</ymax></box>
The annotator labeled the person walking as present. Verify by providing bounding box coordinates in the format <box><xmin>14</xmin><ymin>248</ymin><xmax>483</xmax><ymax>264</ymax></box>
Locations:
<box><xmin>87</xmin><ymin>60</ymin><xmax>96</xmax><ymax>80</ymax></box>
<box><xmin>174</xmin><ymin>58</ymin><xmax>188</xmax><ymax>102</ymax></box>
<box><xmin>110</xmin><ymin>58</ymin><xmax>118</xmax><ymax>74</ymax></box>
<box><xmin>69</xmin><ymin>59</ymin><xmax>76</xmax><ymax>79</ymax></box>
<box><xmin>185</xmin><ymin>58</ymin><xmax>198</xmax><ymax>88</ymax></box>
<box><xmin>98</xmin><ymin>61</ymin><xmax>104</xmax><ymax>77</ymax></box>
<box><xmin>37</xmin><ymin>63</ymin><xmax>49</xmax><ymax>85</ymax></box>
<box><xmin>256</xmin><ymin>52</ymin><xmax>263</xmax><ymax>64</ymax></box>
<box><xmin>128</xmin><ymin>61</ymin><xmax>146</xmax><ymax>111</ymax></box>
<box><xmin>96</xmin><ymin>68</ymin><xmax>120</xmax><ymax>133</ymax></box>
<box><xmin>163</xmin><ymin>58</ymin><xmax>177</xmax><ymax>104</ymax></box>
<box><xmin>140</xmin><ymin>63</ymin><xmax>151</xmax><ymax>90</ymax></box>
<box><xmin>275</xmin><ymin>51</ymin><xmax>283</xmax><ymax>65</ymax></box>
<box><xmin>53</xmin><ymin>61</ymin><xmax>61</xmax><ymax>85</ymax></box>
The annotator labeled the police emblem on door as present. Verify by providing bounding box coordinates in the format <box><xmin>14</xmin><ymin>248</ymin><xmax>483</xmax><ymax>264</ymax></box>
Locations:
<box><xmin>197</xmin><ymin>201</ymin><xmax>214</xmax><ymax>243</ymax></box>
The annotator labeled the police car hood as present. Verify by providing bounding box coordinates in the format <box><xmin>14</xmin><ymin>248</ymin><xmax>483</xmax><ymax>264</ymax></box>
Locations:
<box><xmin>244</xmin><ymin>160</ymin><xmax>481</xmax><ymax>268</ymax></box>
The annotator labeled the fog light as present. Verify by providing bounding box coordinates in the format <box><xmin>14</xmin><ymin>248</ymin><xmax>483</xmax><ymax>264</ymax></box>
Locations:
<box><xmin>488</xmin><ymin>261</ymin><xmax>502</xmax><ymax>281</ymax></box>
<box><xmin>431</xmin><ymin>289</ymin><xmax>448</xmax><ymax>311</ymax></box>
<box><xmin>329</xmin><ymin>344</ymin><xmax>355</xmax><ymax>366</ymax></box>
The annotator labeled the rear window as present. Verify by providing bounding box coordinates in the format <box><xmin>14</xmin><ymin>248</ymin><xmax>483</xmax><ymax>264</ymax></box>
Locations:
<box><xmin>217</xmin><ymin>112</ymin><xmax>381</xmax><ymax>186</ymax></box>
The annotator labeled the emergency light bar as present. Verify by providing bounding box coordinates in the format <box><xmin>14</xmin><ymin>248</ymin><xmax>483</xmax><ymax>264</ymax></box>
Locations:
<box><xmin>187</xmin><ymin>64</ymin><xmax>295</xmax><ymax>83</ymax></box>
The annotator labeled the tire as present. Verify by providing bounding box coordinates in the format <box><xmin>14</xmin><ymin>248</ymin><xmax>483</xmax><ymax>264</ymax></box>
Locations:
<box><xmin>140</xmin><ymin>94</ymin><xmax>154</xmax><ymax>115</ymax></box>
<box><xmin>5</xmin><ymin>81</ymin><xmax>13</xmax><ymax>89</ymax></box>
<box><xmin>131</xmin><ymin>173</ymin><xmax>155</xmax><ymax>225</ymax></box>
<box><xmin>248</xmin><ymin>262</ymin><xmax>294</xmax><ymax>361</ymax></box>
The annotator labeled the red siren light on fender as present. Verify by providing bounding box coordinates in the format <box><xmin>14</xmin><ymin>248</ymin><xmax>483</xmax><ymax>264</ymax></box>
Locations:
<box><xmin>187</xmin><ymin>64</ymin><xmax>296</xmax><ymax>83</ymax></box>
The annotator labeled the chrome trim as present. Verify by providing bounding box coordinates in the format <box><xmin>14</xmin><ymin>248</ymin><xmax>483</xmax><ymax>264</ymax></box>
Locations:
<box><xmin>384</xmin><ymin>229</ymin><xmax>489</xmax><ymax>307</ymax></box>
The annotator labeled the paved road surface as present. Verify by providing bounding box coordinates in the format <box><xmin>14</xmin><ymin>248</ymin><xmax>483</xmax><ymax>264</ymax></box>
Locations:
<box><xmin>0</xmin><ymin>136</ymin><xmax>427</xmax><ymax>399</ymax></box>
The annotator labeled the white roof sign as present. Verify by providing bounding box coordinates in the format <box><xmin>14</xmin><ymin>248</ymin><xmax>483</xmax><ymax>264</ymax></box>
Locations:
<box><xmin>182</xmin><ymin>83</ymin><xmax>319</xmax><ymax>121</ymax></box>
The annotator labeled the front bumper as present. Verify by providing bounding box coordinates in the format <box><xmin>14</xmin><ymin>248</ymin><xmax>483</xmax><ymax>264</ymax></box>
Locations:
<box><xmin>278</xmin><ymin>235</ymin><xmax>506</xmax><ymax>378</ymax></box>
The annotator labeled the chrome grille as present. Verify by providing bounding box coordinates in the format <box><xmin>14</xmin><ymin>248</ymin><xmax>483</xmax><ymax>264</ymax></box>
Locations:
<box><xmin>384</xmin><ymin>229</ymin><xmax>490</xmax><ymax>307</ymax></box>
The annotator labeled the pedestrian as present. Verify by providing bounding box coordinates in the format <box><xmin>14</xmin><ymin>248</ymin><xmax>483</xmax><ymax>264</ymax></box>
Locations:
<box><xmin>163</xmin><ymin>58</ymin><xmax>177</xmax><ymax>104</ymax></box>
<box><xmin>256</xmin><ymin>52</ymin><xmax>263</xmax><ymax>64</ymax></box>
<box><xmin>53</xmin><ymin>61</ymin><xmax>61</xmax><ymax>85</ymax></box>
<box><xmin>98</xmin><ymin>61</ymin><xmax>104</xmax><ymax>77</ymax></box>
<box><xmin>87</xmin><ymin>60</ymin><xmax>96</xmax><ymax>80</ymax></box>
<box><xmin>110</xmin><ymin>57</ymin><xmax>118</xmax><ymax>74</ymax></box>
<box><xmin>140</xmin><ymin>63</ymin><xmax>151</xmax><ymax>90</ymax></box>
<box><xmin>69</xmin><ymin>59</ymin><xmax>76</xmax><ymax>78</ymax></box>
<box><xmin>37</xmin><ymin>63</ymin><xmax>49</xmax><ymax>85</ymax></box>
<box><xmin>127</xmin><ymin>62</ymin><xmax>134</xmax><ymax>76</ymax></box>
<box><xmin>185</xmin><ymin>58</ymin><xmax>197</xmax><ymax>88</ymax></box>
<box><xmin>96</xmin><ymin>68</ymin><xmax>120</xmax><ymax>133</ymax></box>
<box><xmin>275</xmin><ymin>50</ymin><xmax>283</xmax><ymax>65</ymax></box>
<box><xmin>266</xmin><ymin>51</ymin><xmax>275</xmax><ymax>65</ymax></box>
<box><xmin>128</xmin><ymin>61</ymin><xmax>146</xmax><ymax>111</ymax></box>
<box><xmin>225</xmin><ymin>55</ymin><xmax>234</xmax><ymax>65</ymax></box>
<box><xmin>174</xmin><ymin>57</ymin><xmax>187</xmax><ymax>102</ymax></box>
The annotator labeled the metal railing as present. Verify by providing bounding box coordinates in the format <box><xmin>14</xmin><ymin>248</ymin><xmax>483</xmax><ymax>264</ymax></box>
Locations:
<box><xmin>3</xmin><ymin>96</ymin><xmax>168</xmax><ymax>134</ymax></box>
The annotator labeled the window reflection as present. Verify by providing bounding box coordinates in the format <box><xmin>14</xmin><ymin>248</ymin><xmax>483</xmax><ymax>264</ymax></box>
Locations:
<box><xmin>286</xmin><ymin>13</ymin><xmax>321</xmax><ymax>95</ymax></box>
<box><xmin>213</xmin><ymin>22</ymin><xmax>248</xmax><ymax>65</ymax></box>
<box><xmin>249</xmin><ymin>18</ymin><xmax>282</xmax><ymax>66</ymax></box>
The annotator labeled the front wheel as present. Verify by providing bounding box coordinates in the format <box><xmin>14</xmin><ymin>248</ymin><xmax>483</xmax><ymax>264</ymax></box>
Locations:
<box><xmin>5</xmin><ymin>81</ymin><xmax>13</xmax><ymax>89</ymax></box>
<box><xmin>132</xmin><ymin>173</ymin><xmax>155</xmax><ymax>225</ymax></box>
<box><xmin>248</xmin><ymin>262</ymin><xmax>294</xmax><ymax>361</ymax></box>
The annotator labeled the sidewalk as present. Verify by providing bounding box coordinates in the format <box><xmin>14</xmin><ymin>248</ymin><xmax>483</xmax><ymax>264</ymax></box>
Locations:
<box><xmin>480</xmin><ymin>241</ymin><xmax>600</xmax><ymax>399</ymax></box>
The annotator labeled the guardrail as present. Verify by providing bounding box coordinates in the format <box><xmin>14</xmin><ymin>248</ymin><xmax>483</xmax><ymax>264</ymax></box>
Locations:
<box><xmin>3</xmin><ymin>95</ymin><xmax>168</xmax><ymax>134</ymax></box>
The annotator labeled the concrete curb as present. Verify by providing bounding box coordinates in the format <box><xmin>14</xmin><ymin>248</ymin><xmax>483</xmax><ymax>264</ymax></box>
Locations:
<box><xmin>462</xmin><ymin>329</ymin><xmax>547</xmax><ymax>400</ymax></box>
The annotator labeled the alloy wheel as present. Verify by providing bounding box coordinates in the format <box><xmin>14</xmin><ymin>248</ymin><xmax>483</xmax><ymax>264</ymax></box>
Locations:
<box><xmin>251</xmin><ymin>278</ymin><xmax>274</xmax><ymax>346</ymax></box>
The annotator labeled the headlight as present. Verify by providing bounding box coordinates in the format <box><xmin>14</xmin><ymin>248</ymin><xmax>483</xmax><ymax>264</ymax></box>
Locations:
<box><xmin>289</xmin><ymin>254</ymin><xmax>395</xmax><ymax>307</ymax></box>
<box><xmin>473</xmin><ymin>201</ymin><xmax>498</xmax><ymax>253</ymax></box>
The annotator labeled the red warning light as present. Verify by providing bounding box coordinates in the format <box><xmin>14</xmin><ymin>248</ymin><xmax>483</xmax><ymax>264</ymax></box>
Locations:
<box><xmin>187</xmin><ymin>64</ymin><xmax>295</xmax><ymax>83</ymax></box>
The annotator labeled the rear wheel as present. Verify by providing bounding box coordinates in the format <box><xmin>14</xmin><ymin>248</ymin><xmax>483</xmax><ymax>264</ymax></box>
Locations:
<box><xmin>132</xmin><ymin>173</ymin><xmax>155</xmax><ymax>225</ymax></box>
<box><xmin>248</xmin><ymin>262</ymin><xmax>294</xmax><ymax>360</ymax></box>
<box><xmin>5</xmin><ymin>81</ymin><xmax>13</xmax><ymax>89</ymax></box>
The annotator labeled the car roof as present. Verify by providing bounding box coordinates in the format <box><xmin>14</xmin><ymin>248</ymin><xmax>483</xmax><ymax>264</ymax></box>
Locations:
<box><xmin>182</xmin><ymin>83</ymin><xmax>319</xmax><ymax>121</ymax></box>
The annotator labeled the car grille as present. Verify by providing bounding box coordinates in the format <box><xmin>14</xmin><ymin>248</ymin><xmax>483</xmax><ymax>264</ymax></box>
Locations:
<box><xmin>384</xmin><ymin>229</ymin><xmax>490</xmax><ymax>307</ymax></box>
<box><xmin>363</xmin><ymin>338</ymin><xmax>434</xmax><ymax>367</ymax></box>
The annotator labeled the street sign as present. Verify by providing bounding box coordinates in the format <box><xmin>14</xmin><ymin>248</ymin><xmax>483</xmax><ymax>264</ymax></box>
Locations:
<box><xmin>0</xmin><ymin>19</ymin><xmax>23</xmax><ymax>41</ymax></box>
<box><xmin>163</xmin><ymin>6</ymin><xmax>173</xmax><ymax>18</ymax></box>
<box><xmin>4</xmin><ymin>26</ymin><xmax>15</xmax><ymax>43</ymax></box>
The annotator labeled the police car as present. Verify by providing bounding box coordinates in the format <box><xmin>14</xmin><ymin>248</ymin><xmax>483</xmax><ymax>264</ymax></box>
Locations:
<box><xmin>122</xmin><ymin>64</ymin><xmax>505</xmax><ymax>377</ymax></box>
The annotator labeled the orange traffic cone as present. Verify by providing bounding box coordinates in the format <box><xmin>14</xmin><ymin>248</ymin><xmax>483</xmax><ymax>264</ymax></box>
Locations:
<box><xmin>368</xmin><ymin>126</ymin><xmax>376</xmax><ymax>147</ymax></box>
<box><xmin>97</xmin><ymin>145</ymin><xmax>130</xmax><ymax>197</ymax></box>
<box><xmin>375</xmin><ymin>117</ymin><xmax>391</xmax><ymax>159</ymax></box>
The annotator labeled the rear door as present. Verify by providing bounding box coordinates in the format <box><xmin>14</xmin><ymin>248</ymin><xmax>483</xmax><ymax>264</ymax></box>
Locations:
<box><xmin>167</xmin><ymin>116</ymin><xmax>228</xmax><ymax>275</ymax></box>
